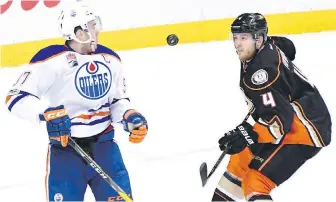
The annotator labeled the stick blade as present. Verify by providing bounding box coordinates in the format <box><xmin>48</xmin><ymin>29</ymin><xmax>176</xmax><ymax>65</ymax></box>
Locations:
<box><xmin>199</xmin><ymin>162</ymin><xmax>208</xmax><ymax>187</ymax></box>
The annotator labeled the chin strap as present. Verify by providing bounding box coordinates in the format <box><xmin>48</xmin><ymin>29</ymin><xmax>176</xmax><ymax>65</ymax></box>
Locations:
<box><xmin>90</xmin><ymin>41</ymin><xmax>96</xmax><ymax>52</ymax></box>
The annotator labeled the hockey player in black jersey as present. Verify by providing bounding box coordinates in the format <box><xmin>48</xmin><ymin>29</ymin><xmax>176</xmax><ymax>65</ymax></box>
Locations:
<box><xmin>211</xmin><ymin>13</ymin><xmax>332</xmax><ymax>202</ymax></box>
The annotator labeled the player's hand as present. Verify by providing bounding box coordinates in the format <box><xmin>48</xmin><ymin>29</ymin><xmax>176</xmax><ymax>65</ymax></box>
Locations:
<box><xmin>122</xmin><ymin>109</ymin><xmax>148</xmax><ymax>143</ymax></box>
<box><xmin>218</xmin><ymin>121</ymin><xmax>258</xmax><ymax>154</ymax></box>
<box><xmin>39</xmin><ymin>105</ymin><xmax>71</xmax><ymax>147</ymax></box>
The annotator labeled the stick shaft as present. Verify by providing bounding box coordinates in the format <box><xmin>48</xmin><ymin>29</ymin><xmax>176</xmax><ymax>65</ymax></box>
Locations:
<box><xmin>68</xmin><ymin>137</ymin><xmax>133</xmax><ymax>202</ymax></box>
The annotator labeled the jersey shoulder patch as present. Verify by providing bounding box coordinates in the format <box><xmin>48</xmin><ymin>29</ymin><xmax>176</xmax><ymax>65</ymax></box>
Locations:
<box><xmin>243</xmin><ymin>43</ymin><xmax>282</xmax><ymax>91</ymax></box>
<box><xmin>30</xmin><ymin>45</ymin><xmax>68</xmax><ymax>64</ymax></box>
<box><xmin>95</xmin><ymin>44</ymin><xmax>121</xmax><ymax>62</ymax></box>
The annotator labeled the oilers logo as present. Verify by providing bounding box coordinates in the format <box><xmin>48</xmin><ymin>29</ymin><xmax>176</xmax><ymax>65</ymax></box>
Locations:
<box><xmin>75</xmin><ymin>61</ymin><xmax>112</xmax><ymax>100</ymax></box>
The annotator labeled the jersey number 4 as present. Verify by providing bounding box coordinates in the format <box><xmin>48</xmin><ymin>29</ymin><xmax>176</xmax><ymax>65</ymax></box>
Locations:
<box><xmin>261</xmin><ymin>92</ymin><xmax>276</xmax><ymax>107</ymax></box>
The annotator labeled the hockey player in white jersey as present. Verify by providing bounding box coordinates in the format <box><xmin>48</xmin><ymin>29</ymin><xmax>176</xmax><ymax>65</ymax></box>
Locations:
<box><xmin>5</xmin><ymin>3</ymin><xmax>148</xmax><ymax>201</ymax></box>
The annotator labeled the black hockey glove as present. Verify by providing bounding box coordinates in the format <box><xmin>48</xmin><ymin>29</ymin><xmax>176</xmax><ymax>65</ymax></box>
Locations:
<box><xmin>218</xmin><ymin>121</ymin><xmax>258</xmax><ymax>155</ymax></box>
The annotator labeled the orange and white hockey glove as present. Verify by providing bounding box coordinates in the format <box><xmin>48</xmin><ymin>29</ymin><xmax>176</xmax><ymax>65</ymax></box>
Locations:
<box><xmin>122</xmin><ymin>109</ymin><xmax>148</xmax><ymax>143</ymax></box>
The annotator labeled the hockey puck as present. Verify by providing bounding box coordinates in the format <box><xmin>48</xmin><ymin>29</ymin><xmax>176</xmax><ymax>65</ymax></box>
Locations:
<box><xmin>167</xmin><ymin>34</ymin><xmax>179</xmax><ymax>46</ymax></box>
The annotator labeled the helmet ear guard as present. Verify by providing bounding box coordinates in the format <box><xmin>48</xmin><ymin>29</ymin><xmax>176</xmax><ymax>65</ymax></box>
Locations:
<box><xmin>253</xmin><ymin>29</ymin><xmax>268</xmax><ymax>43</ymax></box>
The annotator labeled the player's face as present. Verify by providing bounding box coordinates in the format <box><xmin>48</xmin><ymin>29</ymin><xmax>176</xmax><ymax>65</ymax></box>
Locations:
<box><xmin>77</xmin><ymin>18</ymin><xmax>102</xmax><ymax>53</ymax></box>
<box><xmin>233</xmin><ymin>33</ymin><xmax>256</xmax><ymax>61</ymax></box>
<box><xmin>85</xmin><ymin>19</ymin><xmax>101</xmax><ymax>51</ymax></box>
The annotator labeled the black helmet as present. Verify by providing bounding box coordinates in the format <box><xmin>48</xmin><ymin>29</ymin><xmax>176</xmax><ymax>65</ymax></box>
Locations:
<box><xmin>231</xmin><ymin>13</ymin><xmax>268</xmax><ymax>42</ymax></box>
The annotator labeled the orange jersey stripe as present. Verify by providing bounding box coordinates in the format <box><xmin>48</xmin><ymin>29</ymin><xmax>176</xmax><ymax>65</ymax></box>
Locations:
<box><xmin>255</xmin><ymin>114</ymin><xmax>315</xmax><ymax>146</ymax></box>
<box><xmin>281</xmin><ymin>116</ymin><xmax>314</xmax><ymax>146</ymax></box>
<box><xmin>258</xmin><ymin>144</ymin><xmax>284</xmax><ymax>171</ymax></box>
<box><xmin>254</xmin><ymin>123</ymin><xmax>277</xmax><ymax>143</ymax></box>
<box><xmin>292</xmin><ymin>101</ymin><xmax>325</xmax><ymax>146</ymax></box>
<box><xmin>5</xmin><ymin>95</ymin><xmax>12</xmax><ymax>104</ymax></box>
<box><xmin>75</xmin><ymin>111</ymin><xmax>110</xmax><ymax>120</ymax></box>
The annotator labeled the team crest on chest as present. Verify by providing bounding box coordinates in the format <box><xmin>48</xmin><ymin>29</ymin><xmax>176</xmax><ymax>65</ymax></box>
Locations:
<box><xmin>74</xmin><ymin>61</ymin><xmax>112</xmax><ymax>100</ymax></box>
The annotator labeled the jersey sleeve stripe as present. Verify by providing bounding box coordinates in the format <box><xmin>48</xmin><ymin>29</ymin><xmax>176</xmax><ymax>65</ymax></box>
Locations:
<box><xmin>5</xmin><ymin>95</ymin><xmax>13</xmax><ymax>104</ymax></box>
<box><xmin>7</xmin><ymin>91</ymin><xmax>38</xmax><ymax>111</ymax></box>
<box><xmin>7</xmin><ymin>95</ymin><xmax>26</xmax><ymax>111</ymax></box>
<box><xmin>243</xmin><ymin>47</ymin><xmax>282</xmax><ymax>91</ymax></box>
<box><xmin>291</xmin><ymin>101</ymin><xmax>325</xmax><ymax>147</ymax></box>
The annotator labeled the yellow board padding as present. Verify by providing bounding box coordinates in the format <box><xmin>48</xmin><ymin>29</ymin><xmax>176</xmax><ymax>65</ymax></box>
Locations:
<box><xmin>1</xmin><ymin>9</ymin><xmax>336</xmax><ymax>68</ymax></box>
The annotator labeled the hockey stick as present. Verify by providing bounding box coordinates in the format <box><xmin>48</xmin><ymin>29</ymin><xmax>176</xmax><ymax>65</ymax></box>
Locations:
<box><xmin>199</xmin><ymin>145</ymin><xmax>229</xmax><ymax>187</ymax></box>
<box><xmin>200</xmin><ymin>113</ymin><xmax>253</xmax><ymax>186</ymax></box>
<box><xmin>67</xmin><ymin>137</ymin><xmax>133</xmax><ymax>202</ymax></box>
<box><xmin>39</xmin><ymin>115</ymin><xmax>133</xmax><ymax>202</ymax></box>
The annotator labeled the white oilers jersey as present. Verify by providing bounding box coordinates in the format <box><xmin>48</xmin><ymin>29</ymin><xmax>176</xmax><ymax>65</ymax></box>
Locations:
<box><xmin>5</xmin><ymin>43</ymin><xmax>131</xmax><ymax>138</ymax></box>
